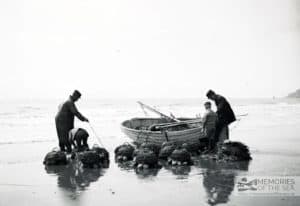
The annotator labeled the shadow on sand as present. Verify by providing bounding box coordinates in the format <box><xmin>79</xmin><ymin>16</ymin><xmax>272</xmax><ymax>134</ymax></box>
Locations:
<box><xmin>45</xmin><ymin>160</ymin><xmax>108</xmax><ymax>200</ymax></box>
<box><xmin>194</xmin><ymin>156</ymin><xmax>250</xmax><ymax>205</ymax></box>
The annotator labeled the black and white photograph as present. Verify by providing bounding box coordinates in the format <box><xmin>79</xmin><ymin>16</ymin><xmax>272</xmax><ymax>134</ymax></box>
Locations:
<box><xmin>0</xmin><ymin>0</ymin><xmax>300</xmax><ymax>205</ymax></box>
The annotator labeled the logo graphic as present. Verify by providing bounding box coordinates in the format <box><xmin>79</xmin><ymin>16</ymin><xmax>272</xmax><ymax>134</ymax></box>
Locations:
<box><xmin>237</xmin><ymin>177</ymin><xmax>258</xmax><ymax>192</ymax></box>
<box><xmin>234</xmin><ymin>176</ymin><xmax>300</xmax><ymax>196</ymax></box>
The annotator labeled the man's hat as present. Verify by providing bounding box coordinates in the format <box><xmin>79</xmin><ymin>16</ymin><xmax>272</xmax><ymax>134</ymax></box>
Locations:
<box><xmin>72</xmin><ymin>90</ymin><xmax>82</xmax><ymax>98</ymax></box>
<box><xmin>206</xmin><ymin>90</ymin><xmax>215</xmax><ymax>98</ymax></box>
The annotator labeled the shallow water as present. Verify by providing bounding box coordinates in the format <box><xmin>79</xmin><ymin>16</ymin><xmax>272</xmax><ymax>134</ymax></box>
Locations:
<box><xmin>0</xmin><ymin>98</ymin><xmax>300</xmax><ymax>205</ymax></box>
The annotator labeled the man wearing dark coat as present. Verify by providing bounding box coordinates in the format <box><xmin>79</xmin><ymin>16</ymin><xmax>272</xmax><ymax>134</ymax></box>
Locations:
<box><xmin>206</xmin><ymin>90</ymin><xmax>236</xmax><ymax>144</ymax></box>
<box><xmin>55</xmin><ymin>90</ymin><xmax>89</xmax><ymax>152</ymax></box>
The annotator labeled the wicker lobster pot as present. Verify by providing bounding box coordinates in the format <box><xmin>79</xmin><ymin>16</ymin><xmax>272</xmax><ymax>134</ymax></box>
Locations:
<box><xmin>134</xmin><ymin>149</ymin><xmax>159</xmax><ymax>168</ymax></box>
<box><xmin>114</xmin><ymin>143</ymin><xmax>135</xmax><ymax>161</ymax></box>
<box><xmin>217</xmin><ymin>141</ymin><xmax>252</xmax><ymax>161</ymax></box>
<box><xmin>43</xmin><ymin>151</ymin><xmax>68</xmax><ymax>166</ymax></box>
<box><xmin>159</xmin><ymin>145</ymin><xmax>176</xmax><ymax>159</ymax></box>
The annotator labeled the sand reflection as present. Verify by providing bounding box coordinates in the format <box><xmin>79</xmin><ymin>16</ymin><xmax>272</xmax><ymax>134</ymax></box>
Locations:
<box><xmin>196</xmin><ymin>157</ymin><xmax>250</xmax><ymax>205</ymax></box>
<box><xmin>45</xmin><ymin>160</ymin><xmax>107</xmax><ymax>199</ymax></box>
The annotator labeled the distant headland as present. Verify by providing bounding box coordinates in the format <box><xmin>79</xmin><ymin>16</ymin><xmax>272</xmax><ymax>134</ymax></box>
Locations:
<box><xmin>287</xmin><ymin>89</ymin><xmax>300</xmax><ymax>98</ymax></box>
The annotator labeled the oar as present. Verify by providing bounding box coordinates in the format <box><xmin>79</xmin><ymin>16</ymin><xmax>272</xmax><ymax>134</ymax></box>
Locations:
<box><xmin>150</xmin><ymin>119</ymin><xmax>203</xmax><ymax>130</ymax></box>
<box><xmin>152</xmin><ymin>114</ymin><xmax>248</xmax><ymax>130</ymax></box>
<box><xmin>137</xmin><ymin>101</ymin><xmax>180</xmax><ymax>122</ymax></box>
<box><xmin>87</xmin><ymin>122</ymin><xmax>105</xmax><ymax>147</ymax></box>
<box><xmin>236</xmin><ymin>113</ymin><xmax>248</xmax><ymax>117</ymax></box>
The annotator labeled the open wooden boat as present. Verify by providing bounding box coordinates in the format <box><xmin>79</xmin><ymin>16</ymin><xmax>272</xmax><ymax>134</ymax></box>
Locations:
<box><xmin>121</xmin><ymin>117</ymin><xmax>205</xmax><ymax>145</ymax></box>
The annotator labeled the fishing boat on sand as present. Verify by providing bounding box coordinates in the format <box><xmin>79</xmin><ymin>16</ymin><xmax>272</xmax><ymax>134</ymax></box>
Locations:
<box><xmin>121</xmin><ymin>102</ymin><xmax>205</xmax><ymax>145</ymax></box>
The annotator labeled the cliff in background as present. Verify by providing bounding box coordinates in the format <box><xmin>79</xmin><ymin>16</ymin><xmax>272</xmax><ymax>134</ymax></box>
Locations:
<box><xmin>287</xmin><ymin>89</ymin><xmax>300</xmax><ymax>98</ymax></box>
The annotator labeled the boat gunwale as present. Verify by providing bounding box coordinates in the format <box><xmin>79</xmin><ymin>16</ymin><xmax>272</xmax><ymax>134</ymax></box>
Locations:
<box><xmin>120</xmin><ymin>117</ymin><xmax>202</xmax><ymax>135</ymax></box>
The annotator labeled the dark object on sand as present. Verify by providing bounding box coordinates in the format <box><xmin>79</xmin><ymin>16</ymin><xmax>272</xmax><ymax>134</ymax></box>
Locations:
<box><xmin>198</xmin><ymin>138</ymin><xmax>210</xmax><ymax>151</ymax></box>
<box><xmin>217</xmin><ymin>141</ymin><xmax>252</xmax><ymax>161</ymax></box>
<box><xmin>134</xmin><ymin>149</ymin><xmax>159</xmax><ymax>169</ymax></box>
<box><xmin>115</xmin><ymin>143</ymin><xmax>135</xmax><ymax>161</ymax></box>
<box><xmin>43</xmin><ymin>151</ymin><xmax>68</xmax><ymax>166</ymax></box>
<box><xmin>159</xmin><ymin>145</ymin><xmax>176</xmax><ymax>159</ymax></box>
<box><xmin>140</xmin><ymin>142</ymin><xmax>161</xmax><ymax>155</ymax></box>
<box><xmin>169</xmin><ymin>148</ymin><xmax>193</xmax><ymax>166</ymax></box>
<box><xmin>79</xmin><ymin>151</ymin><xmax>103</xmax><ymax>168</ymax></box>
<box><xmin>91</xmin><ymin>145</ymin><xmax>110</xmax><ymax>168</ymax></box>
<box><xmin>92</xmin><ymin>145</ymin><xmax>109</xmax><ymax>161</ymax></box>
<box><xmin>182</xmin><ymin>142</ymin><xmax>202</xmax><ymax>154</ymax></box>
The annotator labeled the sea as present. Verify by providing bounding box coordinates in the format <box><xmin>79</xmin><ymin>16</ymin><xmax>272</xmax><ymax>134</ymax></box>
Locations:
<box><xmin>0</xmin><ymin>98</ymin><xmax>299</xmax><ymax>206</ymax></box>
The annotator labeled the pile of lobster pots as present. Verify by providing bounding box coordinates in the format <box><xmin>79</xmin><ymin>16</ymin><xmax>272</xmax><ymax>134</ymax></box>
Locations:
<box><xmin>114</xmin><ymin>141</ymin><xmax>199</xmax><ymax>170</ymax></box>
<box><xmin>114</xmin><ymin>140</ymin><xmax>252</xmax><ymax>170</ymax></box>
<box><xmin>43</xmin><ymin>144</ymin><xmax>110</xmax><ymax>169</ymax></box>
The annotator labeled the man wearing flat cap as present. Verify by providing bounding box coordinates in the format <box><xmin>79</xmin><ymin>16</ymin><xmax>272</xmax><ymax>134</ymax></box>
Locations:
<box><xmin>206</xmin><ymin>90</ymin><xmax>236</xmax><ymax>144</ymax></box>
<box><xmin>55</xmin><ymin>90</ymin><xmax>89</xmax><ymax>152</ymax></box>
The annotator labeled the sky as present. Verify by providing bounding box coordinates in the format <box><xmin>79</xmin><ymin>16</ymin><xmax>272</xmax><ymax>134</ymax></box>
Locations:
<box><xmin>0</xmin><ymin>0</ymin><xmax>300</xmax><ymax>99</ymax></box>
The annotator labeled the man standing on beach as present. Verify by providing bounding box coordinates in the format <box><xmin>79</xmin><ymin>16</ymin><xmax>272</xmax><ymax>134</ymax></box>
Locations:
<box><xmin>55</xmin><ymin>90</ymin><xmax>89</xmax><ymax>153</ymax></box>
<box><xmin>206</xmin><ymin>90</ymin><xmax>236</xmax><ymax>143</ymax></box>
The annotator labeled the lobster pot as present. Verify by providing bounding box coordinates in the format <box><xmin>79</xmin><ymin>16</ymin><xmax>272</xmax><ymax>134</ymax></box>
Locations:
<box><xmin>80</xmin><ymin>151</ymin><xmax>103</xmax><ymax>168</ymax></box>
<box><xmin>92</xmin><ymin>145</ymin><xmax>110</xmax><ymax>161</ymax></box>
<box><xmin>135</xmin><ymin>149</ymin><xmax>158</xmax><ymax>167</ymax></box>
<box><xmin>140</xmin><ymin>142</ymin><xmax>161</xmax><ymax>155</ymax></box>
<box><xmin>217</xmin><ymin>141</ymin><xmax>252</xmax><ymax>161</ymax></box>
<box><xmin>182</xmin><ymin>142</ymin><xmax>203</xmax><ymax>154</ymax></box>
<box><xmin>159</xmin><ymin>145</ymin><xmax>176</xmax><ymax>159</ymax></box>
<box><xmin>114</xmin><ymin>143</ymin><xmax>135</xmax><ymax>160</ymax></box>
<box><xmin>170</xmin><ymin>148</ymin><xmax>192</xmax><ymax>164</ymax></box>
<box><xmin>43</xmin><ymin>151</ymin><xmax>68</xmax><ymax>166</ymax></box>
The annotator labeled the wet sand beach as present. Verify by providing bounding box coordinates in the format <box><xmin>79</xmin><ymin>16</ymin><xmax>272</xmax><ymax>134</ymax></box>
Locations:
<box><xmin>0</xmin><ymin>98</ymin><xmax>300</xmax><ymax>206</ymax></box>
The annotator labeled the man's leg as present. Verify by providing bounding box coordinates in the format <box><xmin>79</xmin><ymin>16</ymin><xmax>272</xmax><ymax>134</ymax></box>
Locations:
<box><xmin>201</xmin><ymin>128</ymin><xmax>211</xmax><ymax>152</ymax></box>
<box><xmin>76</xmin><ymin>129</ymin><xmax>89</xmax><ymax>150</ymax></box>
<box><xmin>74</xmin><ymin>137</ymin><xmax>82</xmax><ymax>151</ymax></box>
<box><xmin>209</xmin><ymin>129</ymin><xmax>216</xmax><ymax>151</ymax></box>
<box><xmin>61</xmin><ymin>129</ymin><xmax>72</xmax><ymax>153</ymax></box>
<box><xmin>218</xmin><ymin>125</ymin><xmax>229</xmax><ymax>143</ymax></box>
<box><xmin>214</xmin><ymin>123</ymin><xmax>223</xmax><ymax>143</ymax></box>
<box><xmin>59</xmin><ymin>141</ymin><xmax>65</xmax><ymax>151</ymax></box>
<box><xmin>65</xmin><ymin>141</ymin><xmax>72</xmax><ymax>153</ymax></box>
<box><xmin>74</xmin><ymin>133</ymin><xmax>86</xmax><ymax>151</ymax></box>
<box><xmin>56</xmin><ymin>125</ymin><xmax>66</xmax><ymax>151</ymax></box>
<box><xmin>226</xmin><ymin>126</ymin><xmax>230</xmax><ymax>139</ymax></box>
<box><xmin>82</xmin><ymin>136</ymin><xmax>89</xmax><ymax>148</ymax></box>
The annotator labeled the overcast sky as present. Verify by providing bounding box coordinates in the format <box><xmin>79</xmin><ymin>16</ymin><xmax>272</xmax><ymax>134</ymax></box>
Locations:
<box><xmin>0</xmin><ymin>0</ymin><xmax>299</xmax><ymax>99</ymax></box>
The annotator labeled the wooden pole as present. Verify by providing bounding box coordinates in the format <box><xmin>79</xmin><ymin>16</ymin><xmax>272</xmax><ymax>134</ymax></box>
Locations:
<box><xmin>137</xmin><ymin>101</ymin><xmax>180</xmax><ymax>122</ymax></box>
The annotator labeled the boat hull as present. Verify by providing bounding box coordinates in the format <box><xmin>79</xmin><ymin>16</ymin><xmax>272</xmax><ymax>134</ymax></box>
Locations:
<box><xmin>121</xmin><ymin>118</ymin><xmax>205</xmax><ymax>145</ymax></box>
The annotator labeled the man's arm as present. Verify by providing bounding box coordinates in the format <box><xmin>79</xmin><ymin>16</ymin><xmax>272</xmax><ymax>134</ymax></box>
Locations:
<box><xmin>69</xmin><ymin>102</ymin><xmax>89</xmax><ymax>122</ymax></box>
<box><xmin>68</xmin><ymin>130</ymin><xmax>77</xmax><ymax>148</ymax></box>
